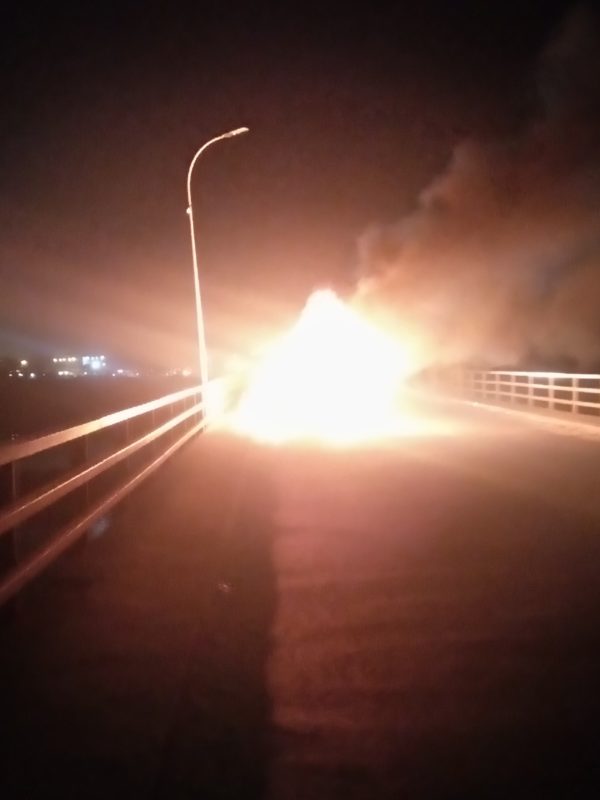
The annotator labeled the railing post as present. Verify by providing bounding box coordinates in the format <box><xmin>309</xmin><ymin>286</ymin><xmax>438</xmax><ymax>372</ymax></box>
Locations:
<box><xmin>188</xmin><ymin>393</ymin><xmax>195</xmax><ymax>429</ymax></box>
<box><xmin>0</xmin><ymin>461</ymin><xmax>19</xmax><ymax>617</ymax></box>
<box><xmin>71</xmin><ymin>433</ymin><xmax>91</xmax><ymax>513</ymax></box>
<box><xmin>82</xmin><ymin>434</ymin><xmax>90</xmax><ymax>507</ymax></box>
<box><xmin>125</xmin><ymin>419</ymin><xmax>132</xmax><ymax>473</ymax></box>
<box><xmin>169</xmin><ymin>402</ymin><xmax>175</xmax><ymax>442</ymax></box>
<box><xmin>151</xmin><ymin>408</ymin><xmax>158</xmax><ymax>453</ymax></box>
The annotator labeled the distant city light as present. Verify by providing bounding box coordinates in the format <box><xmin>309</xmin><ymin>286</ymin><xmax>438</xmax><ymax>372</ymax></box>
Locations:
<box><xmin>1</xmin><ymin>352</ymin><xmax>140</xmax><ymax>380</ymax></box>
<box><xmin>82</xmin><ymin>355</ymin><xmax>106</xmax><ymax>366</ymax></box>
<box><xmin>165</xmin><ymin>367</ymin><xmax>193</xmax><ymax>377</ymax></box>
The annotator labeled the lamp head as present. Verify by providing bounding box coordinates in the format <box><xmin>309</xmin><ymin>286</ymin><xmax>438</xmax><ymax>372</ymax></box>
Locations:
<box><xmin>226</xmin><ymin>127</ymin><xmax>249</xmax><ymax>137</ymax></box>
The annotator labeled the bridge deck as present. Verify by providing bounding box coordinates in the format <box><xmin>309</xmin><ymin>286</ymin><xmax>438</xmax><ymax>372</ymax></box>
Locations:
<box><xmin>2</xmin><ymin>400</ymin><xmax>600</xmax><ymax>799</ymax></box>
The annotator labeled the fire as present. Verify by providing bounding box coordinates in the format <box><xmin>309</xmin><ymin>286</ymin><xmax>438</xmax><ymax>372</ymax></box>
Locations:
<box><xmin>229</xmin><ymin>289</ymin><xmax>418</xmax><ymax>444</ymax></box>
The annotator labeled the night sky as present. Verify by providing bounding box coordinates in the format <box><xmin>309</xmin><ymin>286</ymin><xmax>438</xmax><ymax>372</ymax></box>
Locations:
<box><xmin>0</xmin><ymin>1</ymin><xmax>577</xmax><ymax>370</ymax></box>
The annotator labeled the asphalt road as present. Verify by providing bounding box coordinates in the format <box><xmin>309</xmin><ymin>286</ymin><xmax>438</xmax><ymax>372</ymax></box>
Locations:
<box><xmin>1</xmin><ymin>397</ymin><xmax>599</xmax><ymax>799</ymax></box>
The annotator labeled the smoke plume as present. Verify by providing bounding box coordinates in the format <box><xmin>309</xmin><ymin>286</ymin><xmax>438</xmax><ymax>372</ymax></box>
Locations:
<box><xmin>354</xmin><ymin>5</ymin><xmax>600</xmax><ymax>370</ymax></box>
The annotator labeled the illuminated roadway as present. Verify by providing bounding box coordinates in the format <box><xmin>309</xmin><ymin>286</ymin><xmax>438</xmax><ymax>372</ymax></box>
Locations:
<box><xmin>1</xmin><ymin>396</ymin><xmax>599</xmax><ymax>798</ymax></box>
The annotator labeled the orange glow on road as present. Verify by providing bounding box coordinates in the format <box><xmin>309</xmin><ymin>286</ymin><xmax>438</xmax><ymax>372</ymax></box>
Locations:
<box><xmin>229</xmin><ymin>290</ymin><xmax>421</xmax><ymax>444</ymax></box>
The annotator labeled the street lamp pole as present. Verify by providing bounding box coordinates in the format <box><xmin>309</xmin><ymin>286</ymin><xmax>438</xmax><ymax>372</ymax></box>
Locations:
<box><xmin>186</xmin><ymin>126</ymin><xmax>249</xmax><ymax>391</ymax></box>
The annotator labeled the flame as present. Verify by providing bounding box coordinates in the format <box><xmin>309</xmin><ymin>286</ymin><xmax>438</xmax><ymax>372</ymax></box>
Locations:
<box><xmin>229</xmin><ymin>289</ymin><xmax>420</xmax><ymax>444</ymax></box>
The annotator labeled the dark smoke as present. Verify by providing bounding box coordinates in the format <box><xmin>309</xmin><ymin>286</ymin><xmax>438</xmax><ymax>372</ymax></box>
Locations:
<box><xmin>354</xmin><ymin>5</ymin><xmax>600</xmax><ymax>371</ymax></box>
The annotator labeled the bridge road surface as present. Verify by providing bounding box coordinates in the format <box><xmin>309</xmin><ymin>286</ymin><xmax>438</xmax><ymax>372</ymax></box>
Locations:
<box><xmin>1</xmin><ymin>396</ymin><xmax>599</xmax><ymax>799</ymax></box>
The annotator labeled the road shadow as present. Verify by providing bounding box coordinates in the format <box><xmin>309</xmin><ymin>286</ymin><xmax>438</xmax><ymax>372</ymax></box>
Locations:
<box><xmin>152</xmin><ymin>438</ymin><xmax>278</xmax><ymax>799</ymax></box>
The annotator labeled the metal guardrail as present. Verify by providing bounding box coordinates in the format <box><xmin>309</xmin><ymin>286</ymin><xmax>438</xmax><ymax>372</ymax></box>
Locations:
<box><xmin>0</xmin><ymin>384</ymin><xmax>209</xmax><ymax>606</ymax></box>
<box><xmin>428</xmin><ymin>368</ymin><xmax>600</xmax><ymax>417</ymax></box>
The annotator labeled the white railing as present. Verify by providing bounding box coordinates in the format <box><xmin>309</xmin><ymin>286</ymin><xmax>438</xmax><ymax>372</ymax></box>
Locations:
<box><xmin>427</xmin><ymin>368</ymin><xmax>600</xmax><ymax>417</ymax></box>
<box><xmin>0</xmin><ymin>384</ymin><xmax>212</xmax><ymax>606</ymax></box>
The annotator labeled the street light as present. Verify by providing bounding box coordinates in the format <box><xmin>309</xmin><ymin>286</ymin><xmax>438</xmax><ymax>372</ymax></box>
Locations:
<box><xmin>186</xmin><ymin>126</ymin><xmax>249</xmax><ymax>392</ymax></box>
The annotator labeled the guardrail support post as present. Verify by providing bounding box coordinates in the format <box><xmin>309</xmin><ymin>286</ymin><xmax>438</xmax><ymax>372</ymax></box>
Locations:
<box><xmin>0</xmin><ymin>462</ymin><xmax>18</xmax><ymax>563</ymax></box>
<box><xmin>0</xmin><ymin>461</ymin><xmax>19</xmax><ymax>618</ymax></box>
<box><xmin>125</xmin><ymin>419</ymin><xmax>132</xmax><ymax>473</ymax></box>
<box><xmin>151</xmin><ymin>409</ymin><xmax>158</xmax><ymax>453</ymax></box>
<box><xmin>82</xmin><ymin>435</ymin><xmax>90</xmax><ymax>507</ymax></box>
